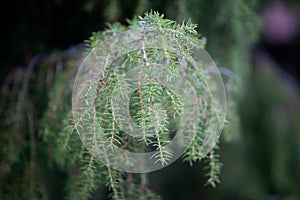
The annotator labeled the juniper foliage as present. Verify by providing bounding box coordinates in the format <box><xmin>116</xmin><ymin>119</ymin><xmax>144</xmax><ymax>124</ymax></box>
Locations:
<box><xmin>0</xmin><ymin>12</ymin><xmax>229</xmax><ymax>200</ymax></box>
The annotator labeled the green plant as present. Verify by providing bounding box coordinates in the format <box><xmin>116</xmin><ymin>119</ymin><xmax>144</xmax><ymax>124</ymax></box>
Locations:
<box><xmin>70</xmin><ymin>11</ymin><xmax>226</xmax><ymax>199</ymax></box>
<box><xmin>0</xmin><ymin>12</ymin><xmax>227</xmax><ymax>200</ymax></box>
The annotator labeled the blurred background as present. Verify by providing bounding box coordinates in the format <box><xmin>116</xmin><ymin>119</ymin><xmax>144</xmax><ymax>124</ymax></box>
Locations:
<box><xmin>1</xmin><ymin>0</ymin><xmax>300</xmax><ymax>199</ymax></box>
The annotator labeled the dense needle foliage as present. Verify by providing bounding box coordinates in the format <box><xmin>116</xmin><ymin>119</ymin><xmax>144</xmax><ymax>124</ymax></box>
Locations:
<box><xmin>0</xmin><ymin>12</ymin><xmax>226</xmax><ymax>200</ymax></box>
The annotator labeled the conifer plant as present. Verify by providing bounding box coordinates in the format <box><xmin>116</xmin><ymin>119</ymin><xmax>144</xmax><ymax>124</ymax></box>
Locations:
<box><xmin>71</xmin><ymin>12</ymin><xmax>226</xmax><ymax>199</ymax></box>
<box><xmin>0</xmin><ymin>12</ymin><xmax>228</xmax><ymax>200</ymax></box>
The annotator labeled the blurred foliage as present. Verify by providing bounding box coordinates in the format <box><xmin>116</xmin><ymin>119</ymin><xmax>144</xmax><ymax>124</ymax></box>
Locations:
<box><xmin>0</xmin><ymin>46</ymin><xmax>83</xmax><ymax>199</ymax></box>
<box><xmin>237</xmin><ymin>64</ymin><xmax>300</xmax><ymax>199</ymax></box>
